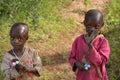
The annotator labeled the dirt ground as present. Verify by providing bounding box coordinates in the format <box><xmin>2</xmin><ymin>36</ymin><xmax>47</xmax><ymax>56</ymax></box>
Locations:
<box><xmin>63</xmin><ymin>0</ymin><xmax>109</xmax><ymax>23</ymax></box>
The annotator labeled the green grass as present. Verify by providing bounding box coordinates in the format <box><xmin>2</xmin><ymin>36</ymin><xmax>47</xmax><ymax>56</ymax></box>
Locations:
<box><xmin>105</xmin><ymin>26</ymin><xmax>120</xmax><ymax>80</ymax></box>
<box><xmin>0</xmin><ymin>0</ymin><xmax>74</xmax><ymax>53</ymax></box>
<box><xmin>104</xmin><ymin>0</ymin><xmax>120</xmax><ymax>79</ymax></box>
<box><xmin>104</xmin><ymin>0</ymin><xmax>120</xmax><ymax>32</ymax></box>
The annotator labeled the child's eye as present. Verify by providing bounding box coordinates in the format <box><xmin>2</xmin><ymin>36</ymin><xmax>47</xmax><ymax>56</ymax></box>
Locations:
<box><xmin>10</xmin><ymin>37</ymin><xmax>14</xmax><ymax>40</ymax></box>
<box><xmin>86</xmin><ymin>26</ymin><xmax>91</xmax><ymax>28</ymax></box>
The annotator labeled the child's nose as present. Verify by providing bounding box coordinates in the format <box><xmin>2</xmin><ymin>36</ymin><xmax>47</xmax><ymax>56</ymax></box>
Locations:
<box><xmin>13</xmin><ymin>39</ymin><xmax>19</xmax><ymax>43</ymax></box>
<box><xmin>90</xmin><ymin>27</ymin><xmax>95</xmax><ymax>31</ymax></box>
<box><xmin>87</xmin><ymin>26</ymin><xmax>95</xmax><ymax>31</ymax></box>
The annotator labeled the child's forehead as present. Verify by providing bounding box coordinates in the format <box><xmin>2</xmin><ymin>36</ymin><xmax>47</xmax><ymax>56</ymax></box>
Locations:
<box><xmin>11</xmin><ymin>26</ymin><xmax>28</xmax><ymax>36</ymax></box>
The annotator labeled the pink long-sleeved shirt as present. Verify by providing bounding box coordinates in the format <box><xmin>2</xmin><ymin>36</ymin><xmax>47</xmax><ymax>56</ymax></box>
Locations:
<box><xmin>69</xmin><ymin>34</ymin><xmax>110</xmax><ymax>80</ymax></box>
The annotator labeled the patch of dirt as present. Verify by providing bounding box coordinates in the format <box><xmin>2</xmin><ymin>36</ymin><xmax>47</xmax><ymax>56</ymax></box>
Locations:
<box><xmin>62</xmin><ymin>0</ymin><xmax>109</xmax><ymax>24</ymax></box>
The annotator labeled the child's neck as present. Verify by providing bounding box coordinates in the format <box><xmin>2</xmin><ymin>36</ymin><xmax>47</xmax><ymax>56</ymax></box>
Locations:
<box><xmin>13</xmin><ymin>47</ymin><xmax>25</xmax><ymax>57</ymax></box>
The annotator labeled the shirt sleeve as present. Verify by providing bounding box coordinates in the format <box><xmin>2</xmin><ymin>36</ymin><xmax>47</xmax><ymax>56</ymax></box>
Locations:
<box><xmin>33</xmin><ymin>51</ymin><xmax>42</xmax><ymax>76</ymax></box>
<box><xmin>86</xmin><ymin>38</ymin><xmax>110</xmax><ymax>66</ymax></box>
<box><xmin>68</xmin><ymin>38</ymin><xmax>78</xmax><ymax>72</ymax></box>
<box><xmin>1</xmin><ymin>53</ymin><xmax>20</xmax><ymax>79</ymax></box>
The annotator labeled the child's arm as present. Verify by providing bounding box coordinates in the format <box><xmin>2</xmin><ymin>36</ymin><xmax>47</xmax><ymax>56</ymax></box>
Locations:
<box><xmin>15</xmin><ymin>61</ymin><xmax>40</xmax><ymax>76</ymax></box>
<box><xmin>15</xmin><ymin>63</ymin><xmax>26</xmax><ymax>72</ymax></box>
<box><xmin>69</xmin><ymin>38</ymin><xmax>85</xmax><ymax>71</ymax></box>
<box><xmin>27</xmin><ymin>68</ymin><xmax>40</xmax><ymax>76</ymax></box>
<box><xmin>69</xmin><ymin>38</ymin><xmax>78</xmax><ymax>72</ymax></box>
<box><xmin>30</xmin><ymin>51</ymin><xmax>42</xmax><ymax>76</ymax></box>
<box><xmin>86</xmin><ymin>38</ymin><xmax>110</xmax><ymax>66</ymax></box>
<box><xmin>1</xmin><ymin>53</ymin><xmax>20</xmax><ymax>79</ymax></box>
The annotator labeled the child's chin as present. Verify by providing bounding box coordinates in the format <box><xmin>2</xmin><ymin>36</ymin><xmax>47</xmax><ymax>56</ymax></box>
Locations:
<box><xmin>13</xmin><ymin>45</ymin><xmax>22</xmax><ymax>49</ymax></box>
<box><xmin>87</xmin><ymin>32</ymin><xmax>92</xmax><ymax>36</ymax></box>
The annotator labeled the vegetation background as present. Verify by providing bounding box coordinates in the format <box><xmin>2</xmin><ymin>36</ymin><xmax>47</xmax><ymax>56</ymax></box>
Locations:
<box><xmin>0</xmin><ymin>0</ymin><xmax>119</xmax><ymax>80</ymax></box>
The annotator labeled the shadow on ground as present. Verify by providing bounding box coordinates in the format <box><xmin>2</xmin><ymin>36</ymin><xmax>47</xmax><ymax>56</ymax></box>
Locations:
<box><xmin>41</xmin><ymin>51</ymin><xmax>69</xmax><ymax>66</ymax></box>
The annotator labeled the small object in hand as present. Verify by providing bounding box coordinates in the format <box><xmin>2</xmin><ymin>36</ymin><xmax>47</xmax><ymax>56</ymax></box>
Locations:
<box><xmin>16</xmin><ymin>61</ymin><xmax>19</xmax><ymax>64</ymax></box>
<box><xmin>12</xmin><ymin>62</ymin><xmax>16</xmax><ymax>67</ymax></box>
<box><xmin>11</xmin><ymin>61</ymin><xmax>19</xmax><ymax>67</ymax></box>
<box><xmin>84</xmin><ymin>64</ymin><xmax>91</xmax><ymax>70</ymax></box>
<box><xmin>11</xmin><ymin>59</ymin><xmax>19</xmax><ymax>67</ymax></box>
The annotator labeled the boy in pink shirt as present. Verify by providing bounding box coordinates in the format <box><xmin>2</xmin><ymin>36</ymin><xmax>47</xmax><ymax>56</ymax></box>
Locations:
<box><xmin>69</xmin><ymin>9</ymin><xmax>110</xmax><ymax>80</ymax></box>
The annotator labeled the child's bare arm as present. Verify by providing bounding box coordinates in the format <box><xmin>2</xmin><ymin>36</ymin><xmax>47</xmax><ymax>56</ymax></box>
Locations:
<box><xmin>15</xmin><ymin>63</ymin><xmax>26</xmax><ymax>72</ymax></box>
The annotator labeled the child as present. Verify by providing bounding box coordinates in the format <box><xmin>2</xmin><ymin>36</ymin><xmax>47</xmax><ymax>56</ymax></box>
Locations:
<box><xmin>1</xmin><ymin>23</ymin><xmax>42</xmax><ymax>80</ymax></box>
<box><xmin>69</xmin><ymin>9</ymin><xmax>110</xmax><ymax>80</ymax></box>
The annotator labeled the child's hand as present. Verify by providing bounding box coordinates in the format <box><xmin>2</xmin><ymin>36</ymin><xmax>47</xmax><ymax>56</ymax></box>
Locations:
<box><xmin>75</xmin><ymin>61</ymin><xmax>85</xmax><ymax>71</ymax></box>
<box><xmin>11</xmin><ymin>59</ymin><xmax>26</xmax><ymax>71</ymax></box>
<box><xmin>84</xmin><ymin>34</ymin><xmax>92</xmax><ymax>44</ymax></box>
<box><xmin>11</xmin><ymin>59</ymin><xmax>19</xmax><ymax>67</ymax></box>
<box><xmin>26</xmin><ymin>67</ymin><xmax>40</xmax><ymax>76</ymax></box>
<box><xmin>15</xmin><ymin>63</ymin><xmax>26</xmax><ymax>72</ymax></box>
<box><xmin>89</xmin><ymin>29</ymin><xmax>98</xmax><ymax>40</ymax></box>
<box><xmin>85</xmin><ymin>29</ymin><xmax>98</xmax><ymax>48</ymax></box>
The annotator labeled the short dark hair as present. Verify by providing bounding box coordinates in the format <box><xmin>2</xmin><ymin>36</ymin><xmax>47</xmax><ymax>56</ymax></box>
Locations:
<box><xmin>85</xmin><ymin>9</ymin><xmax>103</xmax><ymax>22</ymax></box>
<box><xmin>10</xmin><ymin>22</ymin><xmax>28</xmax><ymax>36</ymax></box>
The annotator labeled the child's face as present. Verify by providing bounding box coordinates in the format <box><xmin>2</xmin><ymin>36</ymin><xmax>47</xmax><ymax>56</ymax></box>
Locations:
<box><xmin>10</xmin><ymin>26</ymin><xmax>28</xmax><ymax>50</ymax></box>
<box><xmin>84</xmin><ymin>18</ymin><xmax>101</xmax><ymax>35</ymax></box>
